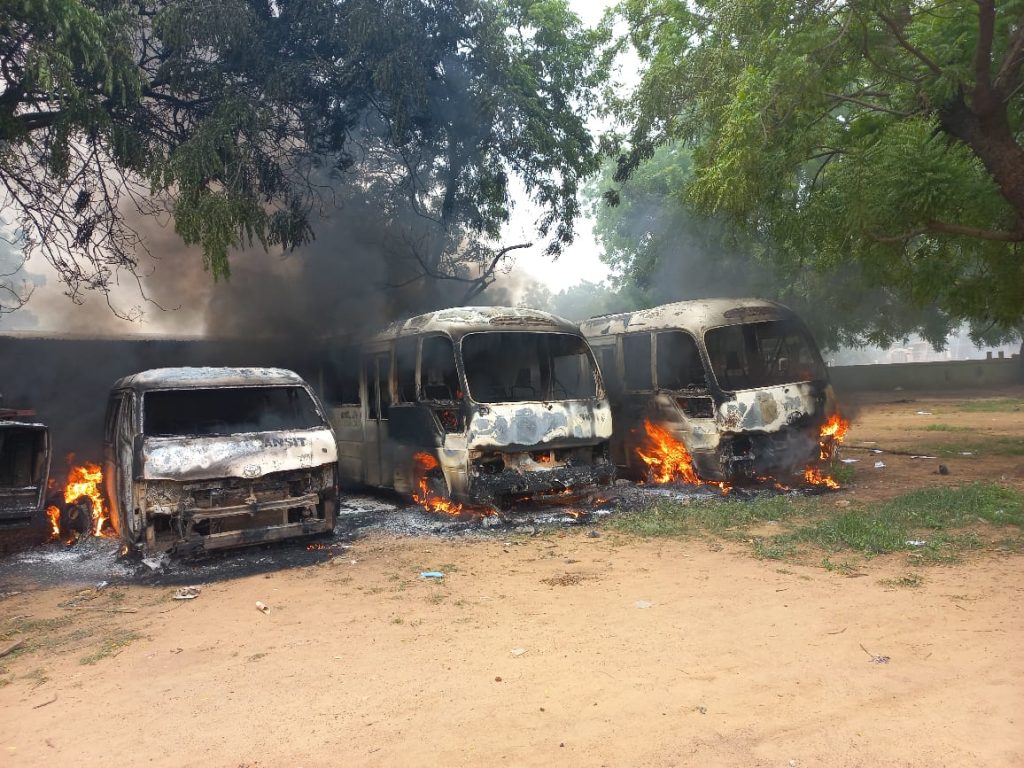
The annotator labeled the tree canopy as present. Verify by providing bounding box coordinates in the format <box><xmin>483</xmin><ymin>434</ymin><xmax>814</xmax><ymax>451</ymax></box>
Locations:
<box><xmin>611</xmin><ymin>0</ymin><xmax>1024</xmax><ymax>336</ymax></box>
<box><xmin>0</xmin><ymin>0</ymin><xmax>604</xmax><ymax>312</ymax></box>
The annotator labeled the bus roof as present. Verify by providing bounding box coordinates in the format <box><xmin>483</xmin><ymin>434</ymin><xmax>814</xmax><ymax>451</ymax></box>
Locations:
<box><xmin>111</xmin><ymin>367</ymin><xmax>308</xmax><ymax>393</ymax></box>
<box><xmin>372</xmin><ymin>306</ymin><xmax>581</xmax><ymax>342</ymax></box>
<box><xmin>579</xmin><ymin>298</ymin><xmax>796</xmax><ymax>339</ymax></box>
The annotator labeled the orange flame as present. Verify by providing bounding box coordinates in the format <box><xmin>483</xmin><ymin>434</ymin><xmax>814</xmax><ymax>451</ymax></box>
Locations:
<box><xmin>46</xmin><ymin>505</ymin><xmax>61</xmax><ymax>540</ymax></box>
<box><xmin>803</xmin><ymin>466</ymin><xmax>840</xmax><ymax>490</ymax></box>
<box><xmin>804</xmin><ymin>413</ymin><xmax>851</xmax><ymax>488</ymax></box>
<box><xmin>63</xmin><ymin>462</ymin><xmax>114</xmax><ymax>538</ymax></box>
<box><xmin>412</xmin><ymin>452</ymin><xmax>468</xmax><ymax>516</ymax></box>
<box><xmin>637</xmin><ymin>421</ymin><xmax>730</xmax><ymax>494</ymax></box>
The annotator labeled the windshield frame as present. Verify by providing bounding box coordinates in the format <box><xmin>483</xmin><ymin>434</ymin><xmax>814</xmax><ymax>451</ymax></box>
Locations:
<box><xmin>141</xmin><ymin>384</ymin><xmax>328</xmax><ymax>438</ymax></box>
<box><xmin>457</xmin><ymin>330</ymin><xmax>604</xmax><ymax>405</ymax></box>
<box><xmin>702</xmin><ymin>320</ymin><xmax>828</xmax><ymax>393</ymax></box>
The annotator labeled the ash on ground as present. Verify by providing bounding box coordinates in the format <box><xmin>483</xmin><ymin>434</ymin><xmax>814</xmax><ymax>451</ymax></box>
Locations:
<box><xmin>0</xmin><ymin>483</ymin><xmax>832</xmax><ymax>591</ymax></box>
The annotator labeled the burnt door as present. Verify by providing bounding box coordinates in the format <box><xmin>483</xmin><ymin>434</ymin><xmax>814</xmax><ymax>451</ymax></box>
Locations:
<box><xmin>362</xmin><ymin>353</ymin><xmax>392</xmax><ymax>488</ymax></box>
<box><xmin>102</xmin><ymin>392</ymin><xmax>124</xmax><ymax>533</ymax></box>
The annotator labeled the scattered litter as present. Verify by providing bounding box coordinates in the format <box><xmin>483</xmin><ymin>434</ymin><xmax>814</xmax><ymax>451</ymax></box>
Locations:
<box><xmin>870</xmin><ymin>449</ymin><xmax>884</xmax><ymax>454</ymax></box>
<box><xmin>587</xmin><ymin>530</ymin><xmax>601</xmax><ymax>538</ymax></box>
<box><xmin>874</xmin><ymin>461</ymin><xmax>886</xmax><ymax>469</ymax></box>
<box><xmin>910</xmin><ymin>455</ymin><xmax>937</xmax><ymax>460</ymax></box>
<box><xmin>170</xmin><ymin>648</ymin><xmax>183</xmax><ymax>654</ymax></box>
<box><xmin>635</xmin><ymin>600</ymin><xmax>653</xmax><ymax>609</ymax></box>
<box><xmin>860</xmin><ymin>643</ymin><xmax>890</xmax><ymax>664</ymax></box>
<box><xmin>905</xmin><ymin>540</ymin><xmax>927</xmax><ymax>547</ymax></box>
<box><xmin>420</xmin><ymin>571</ymin><xmax>444</xmax><ymax>579</ymax></box>
<box><xmin>172</xmin><ymin>586</ymin><xmax>201</xmax><ymax>600</ymax></box>
<box><xmin>937</xmin><ymin>464</ymin><xmax>950</xmax><ymax>476</ymax></box>
<box><xmin>255</xmin><ymin>601</ymin><xmax>270</xmax><ymax>614</ymax></box>
<box><xmin>95</xmin><ymin>580</ymin><xmax>108</xmax><ymax>590</ymax></box>
<box><xmin>915</xmin><ymin>411</ymin><xmax>932</xmax><ymax>416</ymax></box>
<box><xmin>511</xmin><ymin>648</ymin><xmax>528</xmax><ymax>658</ymax></box>
<box><xmin>694</xmin><ymin>705</ymin><xmax>707</xmax><ymax>715</ymax></box>
<box><xmin>142</xmin><ymin>554</ymin><xmax>169</xmax><ymax>572</ymax></box>
<box><xmin>840</xmin><ymin>458</ymin><xmax>859</xmax><ymax>464</ymax></box>
<box><xmin>959</xmin><ymin>451</ymin><xmax>974</xmax><ymax>456</ymax></box>
<box><xmin>834</xmin><ymin>499</ymin><xmax>851</xmax><ymax>508</ymax></box>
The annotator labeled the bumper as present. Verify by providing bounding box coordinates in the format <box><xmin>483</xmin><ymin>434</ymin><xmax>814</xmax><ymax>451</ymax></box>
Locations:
<box><xmin>170</xmin><ymin>517</ymin><xmax>332</xmax><ymax>556</ymax></box>
<box><xmin>693</xmin><ymin>429</ymin><xmax>821</xmax><ymax>481</ymax></box>
<box><xmin>468</xmin><ymin>462</ymin><xmax>616</xmax><ymax>505</ymax></box>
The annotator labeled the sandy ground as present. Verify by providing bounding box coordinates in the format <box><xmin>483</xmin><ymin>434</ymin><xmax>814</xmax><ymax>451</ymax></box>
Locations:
<box><xmin>1</xmin><ymin>388</ymin><xmax>1022</xmax><ymax>767</ymax></box>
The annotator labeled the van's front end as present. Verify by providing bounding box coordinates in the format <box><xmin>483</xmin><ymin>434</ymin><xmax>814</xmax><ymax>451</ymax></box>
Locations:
<box><xmin>118</xmin><ymin>370</ymin><xmax>338</xmax><ymax>556</ymax></box>
<box><xmin>457</xmin><ymin>330</ymin><xmax>615</xmax><ymax>505</ymax></box>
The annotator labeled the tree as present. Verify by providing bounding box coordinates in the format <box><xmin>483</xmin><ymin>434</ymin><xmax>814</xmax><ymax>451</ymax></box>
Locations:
<box><xmin>587</xmin><ymin>142</ymin><xmax>963</xmax><ymax>349</ymax></box>
<box><xmin>0</xmin><ymin>0</ymin><xmax>605</xmax><ymax>313</ymax></box>
<box><xmin>611</xmin><ymin>0</ymin><xmax>1024</xmax><ymax>336</ymax></box>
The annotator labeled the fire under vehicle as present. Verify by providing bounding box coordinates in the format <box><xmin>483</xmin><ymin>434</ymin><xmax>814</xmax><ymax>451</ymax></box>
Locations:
<box><xmin>580</xmin><ymin>299</ymin><xmax>840</xmax><ymax>483</ymax></box>
<box><xmin>322</xmin><ymin>307</ymin><xmax>615</xmax><ymax>508</ymax></box>
<box><xmin>104</xmin><ymin>368</ymin><xmax>339</xmax><ymax>556</ymax></box>
<box><xmin>0</xmin><ymin>397</ymin><xmax>51</xmax><ymax>528</ymax></box>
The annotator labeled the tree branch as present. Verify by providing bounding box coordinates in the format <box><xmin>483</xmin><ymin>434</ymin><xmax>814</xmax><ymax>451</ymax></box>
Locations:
<box><xmin>876</xmin><ymin>11</ymin><xmax>945</xmax><ymax>76</ymax></box>
<box><xmin>867</xmin><ymin>220</ymin><xmax>1024</xmax><ymax>243</ymax></box>
<box><xmin>973</xmin><ymin>0</ymin><xmax>996</xmax><ymax>107</ymax></box>
<box><xmin>825</xmin><ymin>92</ymin><xmax>919</xmax><ymax>117</ymax></box>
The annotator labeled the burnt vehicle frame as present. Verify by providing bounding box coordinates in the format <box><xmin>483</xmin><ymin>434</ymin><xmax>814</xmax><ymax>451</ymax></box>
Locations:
<box><xmin>321</xmin><ymin>307</ymin><xmax>615</xmax><ymax>507</ymax></box>
<box><xmin>104</xmin><ymin>367</ymin><xmax>339</xmax><ymax>556</ymax></box>
<box><xmin>0</xmin><ymin>404</ymin><xmax>51</xmax><ymax>529</ymax></box>
<box><xmin>581</xmin><ymin>299</ymin><xmax>839</xmax><ymax>483</ymax></box>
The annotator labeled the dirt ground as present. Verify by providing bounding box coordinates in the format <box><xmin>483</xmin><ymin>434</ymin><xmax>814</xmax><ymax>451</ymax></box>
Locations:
<box><xmin>1</xmin><ymin>388</ymin><xmax>1022</xmax><ymax>768</ymax></box>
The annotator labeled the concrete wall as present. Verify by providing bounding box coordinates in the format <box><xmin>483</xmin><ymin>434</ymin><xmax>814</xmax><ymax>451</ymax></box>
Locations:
<box><xmin>829</xmin><ymin>356</ymin><xmax>1023</xmax><ymax>392</ymax></box>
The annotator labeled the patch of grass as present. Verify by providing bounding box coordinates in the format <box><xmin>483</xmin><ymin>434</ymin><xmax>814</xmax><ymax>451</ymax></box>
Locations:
<box><xmin>79</xmin><ymin>630</ymin><xmax>144</xmax><ymax>665</ymax></box>
<box><xmin>21</xmin><ymin>667</ymin><xmax>49</xmax><ymax>687</ymax></box>
<box><xmin>427</xmin><ymin>591</ymin><xmax>446</xmax><ymax>605</ymax></box>
<box><xmin>752</xmin><ymin>538</ymin><xmax>796</xmax><ymax>560</ymax></box>
<box><xmin>246</xmin><ymin>653</ymin><xmax>268</xmax><ymax>662</ymax></box>
<box><xmin>959</xmin><ymin>399</ymin><xmax>1024</xmax><ymax>413</ymax></box>
<box><xmin>923</xmin><ymin>437</ymin><xmax>1024</xmax><ymax>457</ymax></box>
<box><xmin>391</xmin><ymin>616</ymin><xmax>404</xmax><ymax>625</ymax></box>
<box><xmin>821</xmin><ymin>557</ymin><xmax>859</xmax><ymax>575</ymax></box>
<box><xmin>879</xmin><ymin>573</ymin><xmax>923</xmax><ymax>588</ymax></box>
<box><xmin>923</xmin><ymin>423</ymin><xmax>971</xmax><ymax>432</ymax></box>
<box><xmin>831</xmin><ymin>463</ymin><xmax>856</xmax><ymax>485</ymax></box>
<box><xmin>611</xmin><ymin>494</ymin><xmax>814</xmax><ymax>538</ymax></box>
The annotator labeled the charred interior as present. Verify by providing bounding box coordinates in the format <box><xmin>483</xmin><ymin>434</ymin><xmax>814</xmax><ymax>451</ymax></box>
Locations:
<box><xmin>0</xmin><ymin>421</ymin><xmax>50</xmax><ymax>526</ymax></box>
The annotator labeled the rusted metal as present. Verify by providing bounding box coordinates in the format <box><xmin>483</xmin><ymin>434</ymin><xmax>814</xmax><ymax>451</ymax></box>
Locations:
<box><xmin>581</xmin><ymin>299</ymin><xmax>838</xmax><ymax>482</ymax></box>
<box><xmin>105</xmin><ymin>367</ymin><xmax>339</xmax><ymax>556</ymax></box>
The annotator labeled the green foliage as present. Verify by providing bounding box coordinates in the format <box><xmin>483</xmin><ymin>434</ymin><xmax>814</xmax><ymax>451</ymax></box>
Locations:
<box><xmin>1</xmin><ymin>0</ymin><xmax>605</xmax><ymax>305</ymax></box>
<box><xmin>609</xmin><ymin>0</ymin><xmax>1024</xmax><ymax>337</ymax></box>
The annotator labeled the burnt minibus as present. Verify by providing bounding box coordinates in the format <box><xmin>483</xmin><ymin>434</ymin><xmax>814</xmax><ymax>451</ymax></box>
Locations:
<box><xmin>322</xmin><ymin>307</ymin><xmax>614</xmax><ymax>507</ymax></box>
<box><xmin>580</xmin><ymin>299</ymin><xmax>840</xmax><ymax>483</ymax></box>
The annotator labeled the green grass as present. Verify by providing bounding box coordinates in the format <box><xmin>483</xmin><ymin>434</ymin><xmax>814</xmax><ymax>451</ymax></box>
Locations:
<box><xmin>879</xmin><ymin>573</ymin><xmax>923</xmax><ymax>588</ymax></box>
<box><xmin>832</xmin><ymin>463</ymin><xmax>857</xmax><ymax>485</ymax></box>
<box><xmin>923</xmin><ymin>423</ymin><xmax>971</xmax><ymax>432</ymax></box>
<box><xmin>959</xmin><ymin>399</ymin><xmax>1024</xmax><ymax>413</ymax></box>
<box><xmin>922</xmin><ymin>437</ymin><xmax>1024</xmax><ymax>457</ymax></box>
<box><xmin>609</xmin><ymin>483</ymin><xmax>1024</xmax><ymax>567</ymax></box>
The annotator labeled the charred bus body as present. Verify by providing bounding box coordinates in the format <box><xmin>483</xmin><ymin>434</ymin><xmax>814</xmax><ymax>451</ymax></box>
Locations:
<box><xmin>581</xmin><ymin>299</ymin><xmax>838</xmax><ymax>483</ymax></box>
<box><xmin>104</xmin><ymin>368</ymin><xmax>339</xmax><ymax>556</ymax></box>
<box><xmin>0</xmin><ymin>404</ymin><xmax>50</xmax><ymax>528</ymax></box>
<box><xmin>323</xmin><ymin>307</ymin><xmax>614</xmax><ymax>506</ymax></box>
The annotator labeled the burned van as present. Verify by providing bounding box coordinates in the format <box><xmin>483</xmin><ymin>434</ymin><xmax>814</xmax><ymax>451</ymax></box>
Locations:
<box><xmin>581</xmin><ymin>299</ymin><xmax>840</xmax><ymax>483</ymax></box>
<box><xmin>0</xmin><ymin>406</ymin><xmax>50</xmax><ymax>528</ymax></box>
<box><xmin>323</xmin><ymin>307</ymin><xmax>614</xmax><ymax>507</ymax></box>
<box><xmin>104</xmin><ymin>368</ymin><xmax>338</xmax><ymax>556</ymax></box>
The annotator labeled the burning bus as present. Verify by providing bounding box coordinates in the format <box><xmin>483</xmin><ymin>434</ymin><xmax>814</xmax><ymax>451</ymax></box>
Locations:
<box><xmin>321</xmin><ymin>307</ymin><xmax>614</xmax><ymax>510</ymax></box>
<box><xmin>0</xmin><ymin>400</ymin><xmax>50</xmax><ymax>529</ymax></box>
<box><xmin>580</xmin><ymin>299</ymin><xmax>845</xmax><ymax>486</ymax></box>
<box><xmin>104</xmin><ymin>368</ymin><xmax>339</xmax><ymax>556</ymax></box>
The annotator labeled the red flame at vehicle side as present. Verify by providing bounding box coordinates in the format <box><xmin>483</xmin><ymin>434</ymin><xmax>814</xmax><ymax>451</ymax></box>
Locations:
<box><xmin>46</xmin><ymin>505</ymin><xmax>61</xmax><ymax>540</ymax></box>
<box><xmin>818</xmin><ymin>413</ymin><xmax>850</xmax><ymax>460</ymax></box>
<box><xmin>63</xmin><ymin>462</ymin><xmax>113</xmax><ymax>537</ymax></box>
<box><xmin>636</xmin><ymin>421</ymin><xmax>731</xmax><ymax>494</ymax></box>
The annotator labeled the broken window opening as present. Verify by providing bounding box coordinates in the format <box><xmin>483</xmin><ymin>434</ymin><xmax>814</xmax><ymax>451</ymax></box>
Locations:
<box><xmin>655</xmin><ymin>331</ymin><xmax>707</xmax><ymax>391</ymax></box>
<box><xmin>143</xmin><ymin>387</ymin><xmax>325</xmax><ymax>437</ymax></box>
<box><xmin>461</xmin><ymin>332</ymin><xmax>598</xmax><ymax>403</ymax></box>
<box><xmin>420</xmin><ymin>336</ymin><xmax>461</xmax><ymax>402</ymax></box>
<box><xmin>704</xmin><ymin>320</ymin><xmax>827</xmax><ymax>391</ymax></box>
<box><xmin>622</xmin><ymin>333</ymin><xmax>653</xmax><ymax>391</ymax></box>
<box><xmin>395</xmin><ymin>338</ymin><xmax>418</xmax><ymax>403</ymax></box>
<box><xmin>0</xmin><ymin>427</ymin><xmax>47</xmax><ymax>487</ymax></box>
